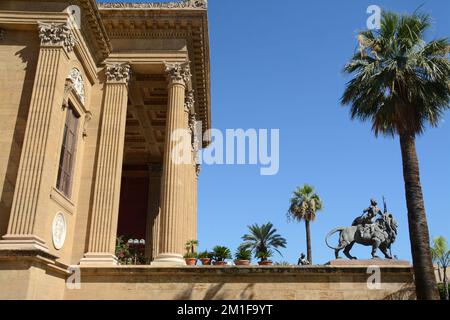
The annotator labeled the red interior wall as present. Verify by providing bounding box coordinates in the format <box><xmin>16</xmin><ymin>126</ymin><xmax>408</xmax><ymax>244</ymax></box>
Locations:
<box><xmin>117</xmin><ymin>176</ymin><xmax>149</xmax><ymax>240</ymax></box>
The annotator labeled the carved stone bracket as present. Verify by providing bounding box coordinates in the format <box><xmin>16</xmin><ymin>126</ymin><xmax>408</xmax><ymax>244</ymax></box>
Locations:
<box><xmin>38</xmin><ymin>22</ymin><xmax>75</xmax><ymax>52</ymax></box>
<box><xmin>83</xmin><ymin>112</ymin><xmax>92</xmax><ymax>139</ymax></box>
<box><xmin>164</xmin><ymin>62</ymin><xmax>191</xmax><ymax>86</ymax></box>
<box><xmin>105</xmin><ymin>63</ymin><xmax>131</xmax><ymax>84</ymax></box>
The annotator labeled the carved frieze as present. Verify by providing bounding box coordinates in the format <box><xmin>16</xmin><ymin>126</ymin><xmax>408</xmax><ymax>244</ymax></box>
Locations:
<box><xmin>98</xmin><ymin>0</ymin><xmax>207</xmax><ymax>10</ymax></box>
<box><xmin>38</xmin><ymin>22</ymin><xmax>75</xmax><ymax>52</ymax></box>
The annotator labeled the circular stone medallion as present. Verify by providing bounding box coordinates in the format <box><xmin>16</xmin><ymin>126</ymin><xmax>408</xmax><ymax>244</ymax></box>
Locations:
<box><xmin>52</xmin><ymin>212</ymin><xmax>67</xmax><ymax>250</ymax></box>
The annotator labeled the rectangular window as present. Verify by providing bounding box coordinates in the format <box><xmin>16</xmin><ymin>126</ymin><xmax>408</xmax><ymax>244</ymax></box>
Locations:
<box><xmin>56</xmin><ymin>105</ymin><xmax>79</xmax><ymax>198</ymax></box>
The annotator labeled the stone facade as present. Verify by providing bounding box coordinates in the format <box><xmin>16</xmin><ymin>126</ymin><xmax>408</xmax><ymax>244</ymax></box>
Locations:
<box><xmin>0</xmin><ymin>0</ymin><xmax>209</xmax><ymax>292</ymax></box>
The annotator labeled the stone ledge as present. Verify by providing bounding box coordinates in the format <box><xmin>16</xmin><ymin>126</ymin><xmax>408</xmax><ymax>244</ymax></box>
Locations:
<box><xmin>77</xmin><ymin>264</ymin><xmax>414</xmax><ymax>277</ymax></box>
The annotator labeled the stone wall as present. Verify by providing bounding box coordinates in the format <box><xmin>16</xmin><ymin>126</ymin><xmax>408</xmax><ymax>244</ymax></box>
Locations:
<box><xmin>63</xmin><ymin>265</ymin><xmax>415</xmax><ymax>300</ymax></box>
<box><xmin>0</xmin><ymin>252</ymin><xmax>416</xmax><ymax>300</ymax></box>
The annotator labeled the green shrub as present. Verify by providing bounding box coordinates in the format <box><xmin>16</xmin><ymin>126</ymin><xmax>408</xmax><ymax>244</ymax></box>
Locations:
<box><xmin>235</xmin><ymin>247</ymin><xmax>252</xmax><ymax>261</ymax></box>
<box><xmin>212</xmin><ymin>246</ymin><xmax>232</xmax><ymax>262</ymax></box>
<box><xmin>438</xmin><ymin>283</ymin><xmax>449</xmax><ymax>300</ymax></box>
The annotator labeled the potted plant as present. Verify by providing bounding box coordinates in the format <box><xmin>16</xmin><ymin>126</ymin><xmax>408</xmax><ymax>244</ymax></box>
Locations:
<box><xmin>184</xmin><ymin>239</ymin><xmax>198</xmax><ymax>266</ymax></box>
<box><xmin>240</xmin><ymin>222</ymin><xmax>287</xmax><ymax>267</ymax></box>
<box><xmin>234</xmin><ymin>247</ymin><xmax>252</xmax><ymax>266</ymax></box>
<box><xmin>184</xmin><ymin>252</ymin><xmax>198</xmax><ymax>266</ymax></box>
<box><xmin>212</xmin><ymin>246</ymin><xmax>232</xmax><ymax>266</ymax></box>
<box><xmin>257</xmin><ymin>250</ymin><xmax>274</xmax><ymax>266</ymax></box>
<box><xmin>115</xmin><ymin>236</ymin><xmax>132</xmax><ymax>265</ymax></box>
<box><xmin>198</xmin><ymin>250</ymin><xmax>213</xmax><ymax>265</ymax></box>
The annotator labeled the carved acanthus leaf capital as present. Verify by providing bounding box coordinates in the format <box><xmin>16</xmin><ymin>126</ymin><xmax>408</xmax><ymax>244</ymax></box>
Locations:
<box><xmin>105</xmin><ymin>63</ymin><xmax>131</xmax><ymax>84</ymax></box>
<box><xmin>164</xmin><ymin>62</ymin><xmax>191</xmax><ymax>86</ymax></box>
<box><xmin>38</xmin><ymin>22</ymin><xmax>75</xmax><ymax>52</ymax></box>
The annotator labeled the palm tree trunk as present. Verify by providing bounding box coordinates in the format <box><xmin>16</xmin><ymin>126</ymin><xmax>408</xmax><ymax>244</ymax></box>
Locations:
<box><xmin>305</xmin><ymin>220</ymin><xmax>312</xmax><ymax>264</ymax></box>
<box><xmin>399</xmin><ymin>133</ymin><xmax>439</xmax><ymax>300</ymax></box>
<box><xmin>444</xmin><ymin>267</ymin><xmax>449</xmax><ymax>300</ymax></box>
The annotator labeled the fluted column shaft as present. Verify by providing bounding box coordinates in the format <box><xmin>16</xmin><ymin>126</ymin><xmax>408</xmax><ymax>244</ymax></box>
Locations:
<box><xmin>81</xmin><ymin>64</ymin><xmax>130</xmax><ymax>265</ymax></box>
<box><xmin>0</xmin><ymin>22</ymin><xmax>73</xmax><ymax>251</ymax></box>
<box><xmin>153</xmin><ymin>62</ymin><xmax>191</xmax><ymax>265</ymax></box>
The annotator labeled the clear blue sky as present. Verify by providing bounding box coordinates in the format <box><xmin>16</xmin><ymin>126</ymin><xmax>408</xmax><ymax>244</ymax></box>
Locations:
<box><xmin>100</xmin><ymin>0</ymin><xmax>450</xmax><ymax>264</ymax></box>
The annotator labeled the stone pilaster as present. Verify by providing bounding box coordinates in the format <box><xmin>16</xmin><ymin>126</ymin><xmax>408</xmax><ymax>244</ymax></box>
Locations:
<box><xmin>145</xmin><ymin>163</ymin><xmax>162</xmax><ymax>261</ymax></box>
<box><xmin>152</xmin><ymin>62</ymin><xmax>191</xmax><ymax>266</ymax></box>
<box><xmin>80</xmin><ymin>63</ymin><xmax>130</xmax><ymax>265</ymax></box>
<box><xmin>0</xmin><ymin>22</ymin><xmax>73</xmax><ymax>251</ymax></box>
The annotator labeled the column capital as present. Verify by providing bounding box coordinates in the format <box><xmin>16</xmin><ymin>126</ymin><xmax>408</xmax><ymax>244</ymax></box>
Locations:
<box><xmin>37</xmin><ymin>21</ymin><xmax>75</xmax><ymax>52</ymax></box>
<box><xmin>105</xmin><ymin>63</ymin><xmax>131</xmax><ymax>84</ymax></box>
<box><xmin>164</xmin><ymin>61</ymin><xmax>191</xmax><ymax>87</ymax></box>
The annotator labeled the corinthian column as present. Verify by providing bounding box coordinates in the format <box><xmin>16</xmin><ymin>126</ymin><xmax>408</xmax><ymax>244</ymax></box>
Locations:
<box><xmin>152</xmin><ymin>62</ymin><xmax>191</xmax><ymax>266</ymax></box>
<box><xmin>80</xmin><ymin>64</ymin><xmax>130</xmax><ymax>265</ymax></box>
<box><xmin>0</xmin><ymin>22</ymin><xmax>74</xmax><ymax>251</ymax></box>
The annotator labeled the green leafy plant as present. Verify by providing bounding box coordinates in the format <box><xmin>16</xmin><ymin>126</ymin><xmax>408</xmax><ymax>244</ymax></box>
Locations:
<box><xmin>198</xmin><ymin>250</ymin><xmax>213</xmax><ymax>259</ymax></box>
<box><xmin>235</xmin><ymin>247</ymin><xmax>252</xmax><ymax>261</ymax></box>
<box><xmin>431</xmin><ymin>236</ymin><xmax>449</xmax><ymax>300</ymax></box>
<box><xmin>256</xmin><ymin>249</ymin><xmax>274</xmax><ymax>262</ymax></box>
<box><xmin>212</xmin><ymin>246</ymin><xmax>232</xmax><ymax>262</ymax></box>
<box><xmin>240</xmin><ymin>222</ymin><xmax>287</xmax><ymax>262</ymax></box>
<box><xmin>115</xmin><ymin>236</ymin><xmax>132</xmax><ymax>265</ymax></box>
<box><xmin>185</xmin><ymin>239</ymin><xmax>198</xmax><ymax>254</ymax></box>
<box><xmin>184</xmin><ymin>252</ymin><xmax>198</xmax><ymax>259</ymax></box>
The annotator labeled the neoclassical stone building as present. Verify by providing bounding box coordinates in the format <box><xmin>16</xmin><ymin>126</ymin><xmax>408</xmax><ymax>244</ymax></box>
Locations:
<box><xmin>0</xmin><ymin>0</ymin><xmax>417</xmax><ymax>300</ymax></box>
<box><xmin>0</xmin><ymin>0</ymin><xmax>212</xmax><ymax>295</ymax></box>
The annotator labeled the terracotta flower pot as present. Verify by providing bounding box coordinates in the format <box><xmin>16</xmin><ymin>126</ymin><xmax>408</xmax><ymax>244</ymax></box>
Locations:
<box><xmin>234</xmin><ymin>260</ymin><xmax>250</xmax><ymax>266</ymax></box>
<box><xmin>185</xmin><ymin>258</ymin><xmax>197</xmax><ymax>266</ymax></box>
<box><xmin>200</xmin><ymin>258</ymin><xmax>211</xmax><ymax>265</ymax></box>
<box><xmin>214</xmin><ymin>261</ymin><xmax>227</xmax><ymax>266</ymax></box>
<box><xmin>258</xmin><ymin>260</ymin><xmax>273</xmax><ymax>266</ymax></box>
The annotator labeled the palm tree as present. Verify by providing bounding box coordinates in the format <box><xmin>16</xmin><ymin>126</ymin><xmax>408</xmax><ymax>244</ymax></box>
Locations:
<box><xmin>287</xmin><ymin>184</ymin><xmax>323</xmax><ymax>264</ymax></box>
<box><xmin>240</xmin><ymin>222</ymin><xmax>287</xmax><ymax>261</ymax></box>
<box><xmin>341</xmin><ymin>11</ymin><xmax>449</xmax><ymax>300</ymax></box>
<box><xmin>431</xmin><ymin>236</ymin><xmax>449</xmax><ymax>300</ymax></box>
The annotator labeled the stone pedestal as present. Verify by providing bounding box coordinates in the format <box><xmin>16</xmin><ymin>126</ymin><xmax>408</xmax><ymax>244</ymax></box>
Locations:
<box><xmin>326</xmin><ymin>259</ymin><xmax>412</xmax><ymax>267</ymax></box>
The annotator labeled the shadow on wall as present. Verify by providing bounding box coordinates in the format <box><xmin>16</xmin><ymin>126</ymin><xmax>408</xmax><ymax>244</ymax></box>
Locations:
<box><xmin>175</xmin><ymin>283</ymin><xmax>256</xmax><ymax>300</ymax></box>
<box><xmin>0</xmin><ymin>33</ymin><xmax>39</xmax><ymax>237</ymax></box>
<box><xmin>383</xmin><ymin>283</ymin><xmax>416</xmax><ymax>300</ymax></box>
